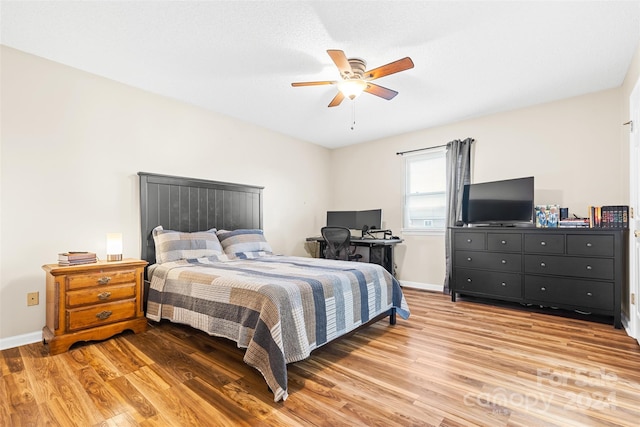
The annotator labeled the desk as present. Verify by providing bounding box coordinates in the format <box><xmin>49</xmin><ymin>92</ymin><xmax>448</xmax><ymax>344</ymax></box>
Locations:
<box><xmin>307</xmin><ymin>236</ymin><xmax>403</xmax><ymax>276</ymax></box>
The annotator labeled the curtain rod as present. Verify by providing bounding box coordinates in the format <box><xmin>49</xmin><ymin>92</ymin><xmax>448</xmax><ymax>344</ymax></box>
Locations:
<box><xmin>396</xmin><ymin>138</ymin><xmax>475</xmax><ymax>156</ymax></box>
<box><xmin>396</xmin><ymin>144</ymin><xmax>446</xmax><ymax>156</ymax></box>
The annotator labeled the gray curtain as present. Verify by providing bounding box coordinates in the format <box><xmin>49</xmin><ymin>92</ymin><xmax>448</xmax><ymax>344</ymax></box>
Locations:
<box><xmin>443</xmin><ymin>138</ymin><xmax>473</xmax><ymax>294</ymax></box>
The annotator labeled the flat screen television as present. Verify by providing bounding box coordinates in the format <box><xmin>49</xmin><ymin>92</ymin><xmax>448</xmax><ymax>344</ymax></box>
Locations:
<box><xmin>462</xmin><ymin>177</ymin><xmax>534</xmax><ymax>226</ymax></box>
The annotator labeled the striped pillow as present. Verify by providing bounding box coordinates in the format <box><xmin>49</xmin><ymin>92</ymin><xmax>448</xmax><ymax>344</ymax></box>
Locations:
<box><xmin>216</xmin><ymin>229</ymin><xmax>273</xmax><ymax>257</ymax></box>
<box><xmin>152</xmin><ymin>226</ymin><xmax>223</xmax><ymax>263</ymax></box>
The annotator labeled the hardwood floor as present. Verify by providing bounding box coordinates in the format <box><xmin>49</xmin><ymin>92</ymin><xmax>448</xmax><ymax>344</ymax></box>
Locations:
<box><xmin>2</xmin><ymin>288</ymin><xmax>640</xmax><ymax>426</ymax></box>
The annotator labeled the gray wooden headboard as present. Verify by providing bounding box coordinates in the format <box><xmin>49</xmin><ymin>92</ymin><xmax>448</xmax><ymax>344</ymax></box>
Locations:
<box><xmin>138</xmin><ymin>172</ymin><xmax>264</xmax><ymax>266</ymax></box>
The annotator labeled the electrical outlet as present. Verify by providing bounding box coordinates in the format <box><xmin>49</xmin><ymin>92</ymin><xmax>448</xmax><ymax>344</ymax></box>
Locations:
<box><xmin>27</xmin><ymin>292</ymin><xmax>39</xmax><ymax>306</ymax></box>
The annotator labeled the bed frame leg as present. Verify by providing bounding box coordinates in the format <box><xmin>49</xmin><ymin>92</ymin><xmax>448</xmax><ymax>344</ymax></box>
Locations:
<box><xmin>389</xmin><ymin>308</ymin><xmax>396</xmax><ymax>325</ymax></box>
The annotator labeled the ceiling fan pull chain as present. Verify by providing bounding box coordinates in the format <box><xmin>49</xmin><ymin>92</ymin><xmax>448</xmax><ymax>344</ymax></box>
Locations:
<box><xmin>351</xmin><ymin>101</ymin><xmax>356</xmax><ymax>131</ymax></box>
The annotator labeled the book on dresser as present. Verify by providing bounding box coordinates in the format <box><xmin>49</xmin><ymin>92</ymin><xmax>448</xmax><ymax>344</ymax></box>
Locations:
<box><xmin>58</xmin><ymin>251</ymin><xmax>97</xmax><ymax>265</ymax></box>
<box><xmin>588</xmin><ymin>205</ymin><xmax>629</xmax><ymax>228</ymax></box>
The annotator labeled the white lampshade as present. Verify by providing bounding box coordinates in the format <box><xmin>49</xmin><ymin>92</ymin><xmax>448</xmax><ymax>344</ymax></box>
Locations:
<box><xmin>338</xmin><ymin>79</ymin><xmax>367</xmax><ymax>99</ymax></box>
<box><xmin>106</xmin><ymin>233</ymin><xmax>123</xmax><ymax>261</ymax></box>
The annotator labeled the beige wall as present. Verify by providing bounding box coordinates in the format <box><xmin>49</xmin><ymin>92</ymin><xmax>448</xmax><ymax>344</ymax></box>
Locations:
<box><xmin>2</xmin><ymin>41</ymin><xmax>639</xmax><ymax>344</ymax></box>
<box><xmin>331</xmin><ymin>41</ymin><xmax>640</xmax><ymax>287</ymax></box>
<box><xmin>0</xmin><ymin>46</ymin><xmax>331</xmax><ymax>340</ymax></box>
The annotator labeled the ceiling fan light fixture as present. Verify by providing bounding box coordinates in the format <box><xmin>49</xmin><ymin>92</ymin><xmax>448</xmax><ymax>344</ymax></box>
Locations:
<box><xmin>338</xmin><ymin>79</ymin><xmax>367</xmax><ymax>100</ymax></box>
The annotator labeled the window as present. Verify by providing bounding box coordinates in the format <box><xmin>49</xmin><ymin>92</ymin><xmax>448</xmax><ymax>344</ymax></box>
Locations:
<box><xmin>403</xmin><ymin>147</ymin><xmax>447</xmax><ymax>232</ymax></box>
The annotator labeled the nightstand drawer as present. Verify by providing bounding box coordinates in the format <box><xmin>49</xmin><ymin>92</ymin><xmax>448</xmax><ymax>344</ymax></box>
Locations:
<box><xmin>66</xmin><ymin>283</ymin><xmax>136</xmax><ymax>307</ymax></box>
<box><xmin>524</xmin><ymin>276</ymin><xmax>613</xmax><ymax>311</ymax></box>
<box><xmin>454</xmin><ymin>232</ymin><xmax>485</xmax><ymax>250</ymax></box>
<box><xmin>456</xmin><ymin>251</ymin><xmax>521</xmax><ymax>272</ymax></box>
<box><xmin>67</xmin><ymin>299</ymin><xmax>137</xmax><ymax>331</ymax></box>
<box><xmin>567</xmin><ymin>235</ymin><xmax>614</xmax><ymax>257</ymax></box>
<box><xmin>524</xmin><ymin>234</ymin><xmax>565</xmax><ymax>254</ymax></box>
<box><xmin>455</xmin><ymin>268</ymin><xmax>522</xmax><ymax>299</ymax></box>
<box><xmin>66</xmin><ymin>269</ymin><xmax>137</xmax><ymax>290</ymax></box>
<box><xmin>524</xmin><ymin>255</ymin><xmax>614</xmax><ymax>280</ymax></box>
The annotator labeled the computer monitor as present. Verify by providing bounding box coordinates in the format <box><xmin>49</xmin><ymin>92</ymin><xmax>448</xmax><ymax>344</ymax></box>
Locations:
<box><xmin>326</xmin><ymin>209</ymin><xmax>382</xmax><ymax>231</ymax></box>
<box><xmin>326</xmin><ymin>211</ymin><xmax>357</xmax><ymax>229</ymax></box>
<box><xmin>356</xmin><ymin>209</ymin><xmax>382</xmax><ymax>231</ymax></box>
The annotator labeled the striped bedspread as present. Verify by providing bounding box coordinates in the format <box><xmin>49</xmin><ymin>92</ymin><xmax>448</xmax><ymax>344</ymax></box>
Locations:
<box><xmin>146</xmin><ymin>255</ymin><xmax>410</xmax><ymax>402</ymax></box>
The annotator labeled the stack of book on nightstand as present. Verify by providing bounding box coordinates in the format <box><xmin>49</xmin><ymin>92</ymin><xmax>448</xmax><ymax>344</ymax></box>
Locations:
<box><xmin>58</xmin><ymin>252</ymin><xmax>97</xmax><ymax>266</ymax></box>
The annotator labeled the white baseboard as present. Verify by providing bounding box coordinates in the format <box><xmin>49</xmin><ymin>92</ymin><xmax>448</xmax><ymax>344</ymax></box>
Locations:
<box><xmin>0</xmin><ymin>331</ymin><xmax>42</xmax><ymax>351</ymax></box>
<box><xmin>399</xmin><ymin>280</ymin><xmax>444</xmax><ymax>293</ymax></box>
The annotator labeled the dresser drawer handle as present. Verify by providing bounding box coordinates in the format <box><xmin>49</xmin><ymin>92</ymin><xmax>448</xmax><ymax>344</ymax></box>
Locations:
<box><xmin>540</xmin><ymin>287</ymin><xmax>546</xmax><ymax>291</ymax></box>
<box><xmin>540</xmin><ymin>241</ymin><xmax>546</xmax><ymax>246</ymax></box>
<box><xmin>97</xmin><ymin>292</ymin><xmax>112</xmax><ymax>301</ymax></box>
<box><xmin>467</xmin><ymin>278</ymin><xmax>472</xmax><ymax>283</ymax></box>
<box><xmin>540</xmin><ymin>262</ymin><xmax>546</xmax><ymax>268</ymax></box>
<box><xmin>96</xmin><ymin>310</ymin><xmax>112</xmax><ymax>320</ymax></box>
<box><xmin>501</xmin><ymin>240</ymin><xmax>507</xmax><ymax>245</ymax></box>
<box><xmin>501</xmin><ymin>282</ymin><xmax>506</xmax><ymax>287</ymax></box>
<box><xmin>467</xmin><ymin>239</ymin><xmax>472</xmax><ymax>243</ymax></box>
<box><xmin>501</xmin><ymin>259</ymin><xmax>507</xmax><ymax>264</ymax></box>
<box><xmin>586</xmin><ymin>265</ymin><xmax>592</xmax><ymax>270</ymax></box>
<box><xmin>586</xmin><ymin>243</ymin><xmax>593</xmax><ymax>247</ymax></box>
<box><xmin>467</xmin><ymin>257</ymin><xmax>472</xmax><ymax>262</ymax></box>
<box><xmin>97</xmin><ymin>277</ymin><xmax>111</xmax><ymax>285</ymax></box>
<box><xmin>586</xmin><ymin>292</ymin><xmax>593</xmax><ymax>297</ymax></box>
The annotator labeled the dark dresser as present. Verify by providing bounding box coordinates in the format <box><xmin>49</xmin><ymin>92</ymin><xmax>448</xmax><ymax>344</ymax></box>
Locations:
<box><xmin>451</xmin><ymin>227</ymin><xmax>628</xmax><ymax>328</ymax></box>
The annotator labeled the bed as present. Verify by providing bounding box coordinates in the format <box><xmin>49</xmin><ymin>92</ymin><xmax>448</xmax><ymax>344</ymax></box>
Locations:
<box><xmin>138</xmin><ymin>172</ymin><xmax>410</xmax><ymax>402</ymax></box>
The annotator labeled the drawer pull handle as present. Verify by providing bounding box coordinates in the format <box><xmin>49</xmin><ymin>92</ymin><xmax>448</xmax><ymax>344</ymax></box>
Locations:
<box><xmin>467</xmin><ymin>239</ymin><xmax>472</xmax><ymax>243</ymax></box>
<box><xmin>501</xmin><ymin>240</ymin><xmax>507</xmax><ymax>245</ymax></box>
<box><xmin>540</xmin><ymin>241</ymin><xmax>546</xmax><ymax>246</ymax></box>
<box><xmin>97</xmin><ymin>277</ymin><xmax>111</xmax><ymax>285</ymax></box>
<box><xmin>501</xmin><ymin>282</ymin><xmax>506</xmax><ymax>287</ymax></box>
<box><xmin>586</xmin><ymin>243</ymin><xmax>593</xmax><ymax>247</ymax></box>
<box><xmin>586</xmin><ymin>265</ymin><xmax>592</xmax><ymax>270</ymax></box>
<box><xmin>467</xmin><ymin>278</ymin><xmax>472</xmax><ymax>283</ymax></box>
<box><xmin>540</xmin><ymin>287</ymin><xmax>546</xmax><ymax>291</ymax></box>
<box><xmin>540</xmin><ymin>262</ymin><xmax>546</xmax><ymax>268</ymax></box>
<box><xmin>467</xmin><ymin>257</ymin><xmax>472</xmax><ymax>262</ymax></box>
<box><xmin>501</xmin><ymin>259</ymin><xmax>507</xmax><ymax>264</ymax></box>
<box><xmin>586</xmin><ymin>292</ymin><xmax>593</xmax><ymax>297</ymax></box>
<box><xmin>97</xmin><ymin>292</ymin><xmax>111</xmax><ymax>301</ymax></box>
<box><xmin>96</xmin><ymin>310</ymin><xmax>112</xmax><ymax>320</ymax></box>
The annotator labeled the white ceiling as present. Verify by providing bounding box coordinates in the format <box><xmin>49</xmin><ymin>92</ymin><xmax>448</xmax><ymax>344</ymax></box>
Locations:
<box><xmin>2</xmin><ymin>1</ymin><xmax>639</xmax><ymax>149</ymax></box>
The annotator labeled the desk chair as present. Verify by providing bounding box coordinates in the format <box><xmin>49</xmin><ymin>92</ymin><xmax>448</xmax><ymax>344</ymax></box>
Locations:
<box><xmin>321</xmin><ymin>226</ymin><xmax>363</xmax><ymax>261</ymax></box>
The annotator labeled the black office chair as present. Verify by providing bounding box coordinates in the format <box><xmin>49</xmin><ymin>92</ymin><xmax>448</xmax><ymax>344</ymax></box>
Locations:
<box><xmin>321</xmin><ymin>226</ymin><xmax>363</xmax><ymax>261</ymax></box>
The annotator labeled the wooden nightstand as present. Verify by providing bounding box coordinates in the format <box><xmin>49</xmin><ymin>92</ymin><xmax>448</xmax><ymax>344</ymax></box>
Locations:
<box><xmin>42</xmin><ymin>259</ymin><xmax>148</xmax><ymax>355</ymax></box>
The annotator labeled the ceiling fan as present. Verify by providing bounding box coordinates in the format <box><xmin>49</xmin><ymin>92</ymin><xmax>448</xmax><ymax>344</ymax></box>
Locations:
<box><xmin>291</xmin><ymin>50</ymin><xmax>414</xmax><ymax>107</ymax></box>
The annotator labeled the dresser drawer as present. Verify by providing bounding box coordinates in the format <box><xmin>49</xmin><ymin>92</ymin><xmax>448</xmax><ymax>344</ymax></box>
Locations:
<box><xmin>66</xmin><ymin>283</ymin><xmax>136</xmax><ymax>308</ymax></box>
<box><xmin>488</xmin><ymin>233</ymin><xmax>522</xmax><ymax>252</ymax></box>
<box><xmin>66</xmin><ymin>269</ymin><xmax>137</xmax><ymax>291</ymax></box>
<box><xmin>454</xmin><ymin>232</ymin><xmax>485</xmax><ymax>250</ymax></box>
<box><xmin>456</xmin><ymin>251</ymin><xmax>521</xmax><ymax>273</ymax></box>
<box><xmin>567</xmin><ymin>235</ymin><xmax>614</xmax><ymax>257</ymax></box>
<box><xmin>524</xmin><ymin>255</ymin><xmax>614</xmax><ymax>280</ymax></box>
<box><xmin>524</xmin><ymin>234</ymin><xmax>565</xmax><ymax>254</ymax></box>
<box><xmin>67</xmin><ymin>299</ymin><xmax>137</xmax><ymax>331</ymax></box>
<box><xmin>524</xmin><ymin>276</ymin><xmax>613</xmax><ymax>311</ymax></box>
<box><xmin>455</xmin><ymin>268</ymin><xmax>522</xmax><ymax>299</ymax></box>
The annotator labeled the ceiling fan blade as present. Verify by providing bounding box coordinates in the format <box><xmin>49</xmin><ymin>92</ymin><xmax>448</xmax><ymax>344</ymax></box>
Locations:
<box><xmin>364</xmin><ymin>82</ymin><xmax>398</xmax><ymax>100</ymax></box>
<box><xmin>291</xmin><ymin>81</ymin><xmax>335</xmax><ymax>87</ymax></box>
<box><xmin>365</xmin><ymin>57</ymin><xmax>414</xmax><ymax>80</ymax></box>
<box><xmin>327</xmin><ymin>50</ymin><xmax>353</xmax><ymax>75</ymax></box>
<box><xmin>328</xmin><ymin>91</ymin><xmax>345</xmax><ymax>107</ymax></box>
